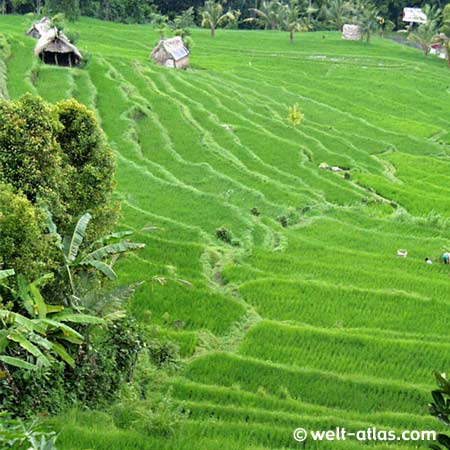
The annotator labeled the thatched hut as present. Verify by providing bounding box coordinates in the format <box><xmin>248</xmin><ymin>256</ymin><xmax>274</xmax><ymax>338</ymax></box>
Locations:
<box><xmin>35</xmin><ymin>29</ymin><xmax>81</xmax><ymax>67</ymax></box>
<box><xmin>342</xmin><ymin>24</ymin><xmax>362</xmax><ymax>40</ymax></box>
<box><xmin>151</xmin><ymin>37</ymin><xmax>189</xmax><ymax>69</ymax></box>
<box><xmin>26</xmin><ymin>17</ymin><xmax>51</xmax><ymax>39</ymax></box>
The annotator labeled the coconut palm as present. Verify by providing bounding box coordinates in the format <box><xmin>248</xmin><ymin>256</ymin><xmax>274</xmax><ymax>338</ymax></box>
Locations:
<box><xmin>247</xmin><ymin>0</ymin><xmax>285</xmax><ymax>30</ymax></box>
<box><xmin>281</xmin><ymin>4</ymin><xmax>309</xmax><ymax>43</ymax></box>
<box><xmin>440</xmin><ymin>4</ymin><xmax>450</xmax><ymax>67</ymax></box>
<box><xmin>357</xmin><ymin>2</ymin><xmax>380</xmax><ymax>43</ymax></box>
<box><xmin>409</xmin><ymin>19</ymin><xmax>439</xmax><ymax>56</ymax></box>
<box><xmin>321</xmin><ymin>0</ymin><xmax>352</xmax><ymax>31</ymax></box>
<box><xmin>434</xmin><ymin>33</ymin><xmax>450</xmax><ymax>67</ymax></box>
<box><xmin>200</xmin><ymin>0</ymin><xmax>235</xmax><ymax>37</ymax></box>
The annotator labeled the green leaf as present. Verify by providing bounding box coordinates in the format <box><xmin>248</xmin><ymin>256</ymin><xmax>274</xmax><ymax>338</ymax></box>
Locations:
<box><xmin>49</xmin><ymin>340</ymin><xmax>75</xmax><ymax>368</ymax></box>
<box><xmin>80</xmin><ymin>260</ymin><xmax>117</xmax><ymax>280</ymax></box>
<box><xmin>82</xmin><ymin>241</ymin><xmax>145</xmax><ymax>262</ymax></box>
<box><xmin>103</xmin><ymin>310</ymin><xmax>126</xmax><ymax>321</ymax></box>
<box><xmin>63</xmin><ymin>212</ymin><xmax>92</xmax><ymax>262</ymax></box>
<box><xmin>41</xmin><ymin>319</ymin><xmax>84</xmax><ymax>341</ymax></box>
<box><xmin>0</xmin><ymin>269</ymin><xmax>14</xmax><ymax>282</ymax></box>
<box><xmin>44</xmin><ymin>205</ymin><xmax>63</xmax><ymax>250</ymax></box>
<box><xmin>0</xmin><ymin>310</ymin><xmax>45</xmax><ymax>334</ymax></box>
<box><xmin>0</xmin><ymin>355</ymin><xmax>37</xmax><ymax>370</ymax></box>
<box><xmin>29</xmin><ymin>284</ymin><xmax>47</xmax><ymax>319</ymax></box>
<box><xmin>7</xmin><ymin>332</ymin><xmax>51</xmax><ymax>366</ymax></box>
<box><xmin>17</xmin><ymin>275</ymin><xmax>35</xmax><ymax>317</ymax></box>
<box><xmin>47</xmin><ymin>305</ymin><xmax>65</xmax><ymax>314</ymax></box>
<box><xmin>54</xmin><ymin>313</ymin><xmax>103</xmax><ymax>325</ymax></box>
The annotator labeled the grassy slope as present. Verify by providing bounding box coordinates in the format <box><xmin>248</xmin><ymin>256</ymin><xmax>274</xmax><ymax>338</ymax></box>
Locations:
<box><xmin>2</xmin><ymin>15</ymin><xmax>450</xmax><ymax>449</ymax></box>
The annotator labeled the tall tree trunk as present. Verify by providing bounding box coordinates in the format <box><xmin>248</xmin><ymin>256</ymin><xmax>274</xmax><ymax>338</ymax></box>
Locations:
<box><xmin>211</xmin><ymin>25</ymin><xmax>215</xmax><ymax>37</ymax></box>
<box><xmin>1</xmin><ymin>0</ymin><xmax>5</xmax><ymax>15</ymax></box>
<box><xmin>36</xmin><ymin>0</ymin><xmax>41</xmax><ymax>15</ymax></box>
<box><xmin>290</xmin><ymin>29</ymin><xmax>294</xmax><ymax>43</ymax></box>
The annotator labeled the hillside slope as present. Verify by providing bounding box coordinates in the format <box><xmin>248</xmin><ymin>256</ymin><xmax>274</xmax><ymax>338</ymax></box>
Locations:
<box><xmin>1</xmin><ymin>15</ymin><xmax>450</xmax><ymax>449</ymax></box>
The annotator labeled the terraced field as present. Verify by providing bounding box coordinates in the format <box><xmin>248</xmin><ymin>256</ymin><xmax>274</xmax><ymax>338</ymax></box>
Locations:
<box><xmin>1</xmin><ymin>14</ymin><xmax>450</xmax><ymax>449</ymax></box>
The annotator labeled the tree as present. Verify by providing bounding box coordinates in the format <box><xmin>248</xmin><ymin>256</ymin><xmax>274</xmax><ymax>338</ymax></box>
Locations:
<box><xmin>438</xmin><ymin>4</ymin><xmax>450</xmax><ymax>68</ymax></box>
<box><xmin>0</xmin><ymin>95</ymin><xmax>67</xmax><ymax>219</ymax></box>
<box><xmin>357</xmin><ymin>1</ymin><xmax>380</xmax><ymax>43</ymax></box>
<box><xmin>55</xmin><ymin>99</ymin><xmax>118</xmax><ymax>240</ymax></box>
<box><xmin>408</xmin><ymin>16</ymin><xmax>439</xmax><ymax>57</ymax></box>
<box><xmin>281</xmin><ymin>3</ymin><xmax>308</xmax><ymax>43</ymax></box>
<box><xmin>0</xmin><ymin>95</ymin><xmax>117</xmax><ymax>243</ymax></box>
<box><xmin>200</xmin><ymin>0</ymin><xmax>235</xmax><ymax>37</ymax></box>
<box><xmin>0</xmin><ymin>184</ymin><xmax>56</xmax><ymax>284</ymax></box>
<box><xmin>321</xmin><ymin>0</ymin><xmax>352</xmax><ymax>31</ymax></box>
<box><xmin>45</xmin><ymin>210</ymin><xmax>145</xmax><ymax>305</ymax></box>
<box><xmin>247</xmin><ymin>0</ymin><xmax>285</xmax><ymax>29</ymax></box>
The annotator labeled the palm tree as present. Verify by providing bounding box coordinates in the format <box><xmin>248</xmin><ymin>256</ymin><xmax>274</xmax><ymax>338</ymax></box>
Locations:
<box><xmin>321</xmin><ymin>0</ymin><xmax>352</xmax><ymax>31</ymax></box>
<box><xmin>247</xmin><ymin>1</ymin><xmax>285</xmax><ymax>30</ymax></box>
<box><xmin>200</xmin><ymin>0</ymin><xmax>235</xmax><ymax>37</ymax></box>
<box><xmin>409</xmin><ymin>19</ymin><xmax>439</xmax><ymax>56</ymax></box>
<box><xmin>281</xmin><ymin>4</ymin><xmax>309</xmax><ymax>43</ymax></box>
<box><xmin>357</xmin><ymin>2</ymin><xmax>380</xmax><ymax>43</ymax></box>
<box><xmin>437</xmin><ymin>4</ymin><xmax>450</xmax><ymax>67</ymax></box>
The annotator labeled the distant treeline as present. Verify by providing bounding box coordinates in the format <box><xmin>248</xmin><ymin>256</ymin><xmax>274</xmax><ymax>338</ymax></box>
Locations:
<box><xmin>1</xmin><ymin>0</ymin><xmax>449</xmax><ymax>28</ymax></box>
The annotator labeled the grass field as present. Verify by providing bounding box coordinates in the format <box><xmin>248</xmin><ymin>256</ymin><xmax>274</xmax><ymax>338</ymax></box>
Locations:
<box><xmin>1</xmin><ymin>15</ymin><xmax>450</xmax><ymax>449</ymax></box>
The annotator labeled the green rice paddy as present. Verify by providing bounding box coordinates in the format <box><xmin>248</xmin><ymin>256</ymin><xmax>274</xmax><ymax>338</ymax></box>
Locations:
<box><xmin>1</xmin><ymin>14</ymin><xmax>450</xmax><ymax>448</ymax></box>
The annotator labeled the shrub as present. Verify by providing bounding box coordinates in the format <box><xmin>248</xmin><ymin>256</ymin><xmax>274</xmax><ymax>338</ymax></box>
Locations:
<box><xmin>0</xmin><ymin>95</ymin><xmax>117</xmax><ymax>240</ymax></box>
<box><xmin>0</xmin><ymin>184</ymin><xmax>57</xmax><ymax>283</ymax></box>
<box><xmin>65</xmin><ymin>316</ymin><xmax>143</xmax><ymax>409</ymax></box>
<box><xmin>0</xmin><ymin>95</ymin><xmax>66</xmax><ymax>218</ymax></box>
<box><xmin>55</xmin><ymin>99</ymin><xmax>118</xmax><ymax>238</ymax></box>
<box><xmin>216</xmin><ymin>226</ymin><xmax>233</xmax><ymax>244</ymax></box>
<box><xmin>148</xmin><ymin>339</ymin><xmax>181</xmax><ymax>371</ymax></box>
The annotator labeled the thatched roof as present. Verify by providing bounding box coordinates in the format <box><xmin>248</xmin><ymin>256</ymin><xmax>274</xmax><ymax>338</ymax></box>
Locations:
<box><xmin>151</xmin><ymin>37</ymin><xmax>189</xmax><ymax>62</ymax></box>
<box><xmin>34</xmin><ymin>29</ymin><xmax>82</xmax><ymax>59</ymax></box>
<box><xmin>27</xmin><ymin>17</ymin><xmax>51</xmax><ymax>38</ymax></box>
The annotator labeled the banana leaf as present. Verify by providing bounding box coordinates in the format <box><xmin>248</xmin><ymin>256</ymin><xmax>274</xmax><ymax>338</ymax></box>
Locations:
<box><xmin>0</xmin><ymin>355</ymin><xmax>36</xmax><ymax>370</ymax></box>
<box><xmin>63</xmin><ymin>212</ymin><xmax>92</xmax><ymax>262</ymax></box>
<box><xmin>80</xmin><ymin>260</ymin><xmax>117</xmax><ymax>280</ymax></box>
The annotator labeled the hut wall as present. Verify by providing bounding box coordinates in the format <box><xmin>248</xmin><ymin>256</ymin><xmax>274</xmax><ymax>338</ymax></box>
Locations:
<box><xmin>342</xmin><ymin>24</ymin><xmax>362</xmax><ymax>40</ymax></box>
<box><xmin>175</xmin><ymin>56</ymin><xmax>189</xmax><ymax>69</ymax></box>
<box><xmin>152</xmin><ymin>48</ymin><xmax>169</xmax><ymax>65</ymax></box>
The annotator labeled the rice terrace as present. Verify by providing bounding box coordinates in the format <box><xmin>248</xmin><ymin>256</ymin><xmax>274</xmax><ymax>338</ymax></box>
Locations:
<box><xmin>2</xmin><ymin>1</ymin><xmax>450</xmax><ymax>449</ymax></box>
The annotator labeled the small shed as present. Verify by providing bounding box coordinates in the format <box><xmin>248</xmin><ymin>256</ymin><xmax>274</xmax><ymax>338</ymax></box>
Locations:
<box><xmin>342</xmin><ymin>24</ymin><xmax>362</xmax><ymax>40</ymax></box>
<box><xmin>402</xmin><ymin>8</ymin><xmax>427</xmax><ymax>24</ymax></box>
<box><xmin>35</xmin><ymin>29</ymin><xmax>81</xmax><ymax>67</ymax></box>
<box><xmin>26</xmin><ymin>17</ymin><xmax>51</xmax><ymax>39</ymax></box>
<box><xmin>151</xmin><ymin>37</ymin><xmax>189</xmax><ymax>69</ymax></box>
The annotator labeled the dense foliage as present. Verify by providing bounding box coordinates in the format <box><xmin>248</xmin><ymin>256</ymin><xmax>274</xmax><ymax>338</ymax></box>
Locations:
<box><xmin>0</xmin><ymin>94</ymin><xmax>148</xmax><ymax>423</ymax></box>
<box><xmin>1</xmin><ymin>0</ymin><xmax>449</xmax><ymax>28</ymax></box>
<box><xmin>0</xmin><ymin>94</ymin><xmax>117</xmax><ymax>267</ymax></box>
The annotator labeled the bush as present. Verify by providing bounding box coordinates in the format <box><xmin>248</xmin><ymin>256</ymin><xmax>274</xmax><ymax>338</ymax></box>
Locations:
<box><xmin>0</xmin><ymin>95</ymin><xmax>117</xmax><ymax>240</ymax></box>
<box><xmin>0</xmin><ymin>95</ymin><xmax>66</xmax><ymax>217</ymax></box>
<box><xmin>55</xmin><ymin>99</ymin><xmax>118</xmax><ymax>238</ymax></box>
<box><xmin>1</xmin><ymin>317</ymin><xmax>143</xmax><ymax>417</ymax></box>
<box><xmin>0</xmin><ymin>183</ymin><xmax>57</xmax><ymax>283</ymax></box>
<box><xmin>148</xmin><ymin>339</ymin><xmax>180</xmax><ymax>371</ymax></box>
<box><xmin>216</xmin><ymin>227</ymin><xmax>233</xmax><ymax>244</ymax></box>
<box><xmin>65</xmin><ymin>316</ymin><xmax>143</xmax><ymax>409</ymax></box>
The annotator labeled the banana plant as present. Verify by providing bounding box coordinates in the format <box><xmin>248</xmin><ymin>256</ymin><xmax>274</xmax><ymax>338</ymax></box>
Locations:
<box><xmin>0</xmin><ymin>269</ymin><xmax>102</xmax><ymax>370</ymax></box>
<box><xmin>45</xmin><ymin>209</ymin><xmax>145</xmax><ymax>303</ymax></box>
